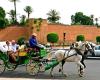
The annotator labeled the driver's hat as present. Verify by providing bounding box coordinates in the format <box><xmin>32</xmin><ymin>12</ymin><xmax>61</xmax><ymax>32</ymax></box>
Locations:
<box><xmin>32</xmin><ymin>33</ymin><xmax>37</xmax><ymax>37</ymax></box>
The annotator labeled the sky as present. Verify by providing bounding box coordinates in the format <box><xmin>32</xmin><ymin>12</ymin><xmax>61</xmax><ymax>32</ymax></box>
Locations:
<box><xmin>0</xmin><ymin>0</ymin><xmax>100</xmax><ymax>25</ymax></box>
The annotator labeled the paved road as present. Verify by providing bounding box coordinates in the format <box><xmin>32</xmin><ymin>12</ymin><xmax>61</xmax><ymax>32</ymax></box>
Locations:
<box><xmin>0</xmin><ymin>59</ymin><xmax>100</xmax><ymax>80</ymax></box>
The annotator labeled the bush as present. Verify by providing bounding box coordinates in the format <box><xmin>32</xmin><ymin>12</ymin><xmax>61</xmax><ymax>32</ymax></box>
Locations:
<box><xmin>76</xmin><ymin>35</ymin><xmax>85</xmax><ymax>41</ymax></box>
<box><xmin>47</xmin><ymin>33</ymin><xmax>59</xmax><ymax>43</ymax></box>
<box><xmin>17</xmin><ymin>37</ymin><xmax>26</xmax><ymax>45</ymax></box>
<box><xmin>96</xmin><ymin>36</ymin><xmax>100</xmax><ymax>43</ymax></box>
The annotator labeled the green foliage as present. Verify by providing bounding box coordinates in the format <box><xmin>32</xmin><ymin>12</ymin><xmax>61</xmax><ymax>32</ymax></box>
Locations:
<box><xmin>96</xmin><ymin>36</ymin><xmax>100</xmax><ymax>43</ymax></box>
<box><xmin>71</xmin><ymin>12</ymin><xmax>94</xmax><ymax>25</ymax></box>
<box><xmin>9</xmin><ymin>0</ymin><xmax>19</xmax><ymax>23</ymax></box>
<box><xmin>8</xmin><ymin>10</ymin><xmax>16</xmax><ymax>24</ymax></box>
<box><xmin>0</xmin><ymin>19</ymin><xmax>6</xmax><ymax>28</ymax></box>
<box><xmin>24</xmin><ymin>6</ymin><xmax>33</xmax><ymax>20</ymax></box>
<box><xmin>20</xmin><ymin>15</ymin><xmax>26</xmax><ymax>26</ymax></box>
<box><xmin>33</xmin><ymin>18</ymin><xmax>43</xmax><ymax>31</ymax></box>
<box><xmin>47</xmin><ymin>9</ymin><xmax>60</xmax><ymax>23</ymax></box>
<box><xmin>0</xmin><ymin>7</ymin><xmax>8</xmax><ymax>28</ymax></box>
<box><xmin>0</xmin><ymin>7</ymin><xmax>6</xmax><ymax>19</ymax></box>
<box><xmin>5</xmin><ymin>18</ymin><xmax>10</xmax><ymax>26</ymax></box>
<box><xmin>47</xmin><ymin>33</ymin><xmax>59</xmax><ymax>43</ymax></box>
<box><xmin>76</xmin><ymin>35</ymin><xmax>85</xmax><ymax>41</ymax></box>
<box><xmin>17</xmin><ymin>37</ymin><xmax>25</xmax><ymax>45</ymax></box>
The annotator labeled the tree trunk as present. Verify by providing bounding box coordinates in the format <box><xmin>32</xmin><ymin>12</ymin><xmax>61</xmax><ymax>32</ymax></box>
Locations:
<box><xmin>28</xmin><ymin>13</ymin><xmax>30</xmax><ymax>20</ymax></box>
<box><xmin>14</xmin><ymin>1</ymin><xmax>17</xmax><ymax>23</ymax></box>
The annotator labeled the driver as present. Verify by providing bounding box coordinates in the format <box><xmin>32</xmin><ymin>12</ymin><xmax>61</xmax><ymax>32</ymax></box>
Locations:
<box><xmin>29</xmin><ymin>33</ymin><xmax>43</xmax><ymax>52</ymax></box>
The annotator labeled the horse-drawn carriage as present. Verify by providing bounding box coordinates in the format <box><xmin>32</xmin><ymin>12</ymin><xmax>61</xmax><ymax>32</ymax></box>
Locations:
<box><xmin>0</xmin><ymin>47</ymin><xmax>59</xmax><ymax>76</ymax></box>
<box><xmin>0</xmin><ymin>41</ymin><xmax>95</xmax><ymax>77</ymax></box>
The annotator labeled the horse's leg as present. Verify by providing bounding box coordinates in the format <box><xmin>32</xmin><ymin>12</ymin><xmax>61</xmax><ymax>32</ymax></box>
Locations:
<box><xmin>59</xmin><ymin>60</ymin><xmax>67</xmax><ymax>77</ymax></box>
<box><xmin>50</xmin><ymin>67</ymin><xmax>54</xmax><ymax>77</ymax></box>
<box><xmin>77</xmin><ymin>61</ymin><xmax>85</xmax><ymax>77</ymax></box>
<box><xmin>80</xmin><ymin>55</ymin><xmax>86</xmax><ymax>75</ymax></box>
<box><xmin>80</xmin><ymin>55</ymin><xmax>86</xmax><ymax>68</ymax></box>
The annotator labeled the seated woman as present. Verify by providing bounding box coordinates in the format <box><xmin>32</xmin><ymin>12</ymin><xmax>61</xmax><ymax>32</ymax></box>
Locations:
<box><xmin>18</xmin><ymin>43</ymin><xmax>27</xmax><ymax>57</ymax></box>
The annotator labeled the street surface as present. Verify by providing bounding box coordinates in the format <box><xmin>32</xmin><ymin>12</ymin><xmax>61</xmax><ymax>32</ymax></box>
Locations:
<box><xmin>0</xmin><ymin>59</ymin><xmax>100</xmax><ymax>80</ymax></box>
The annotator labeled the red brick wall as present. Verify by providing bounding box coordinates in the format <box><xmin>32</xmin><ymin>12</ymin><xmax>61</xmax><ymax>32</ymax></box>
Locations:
<box><xmin>0</xmin><ymin>26</ymin><xmax>28</xmax><ymax>41</ymax></box>
<box><xmin>31</xmin><ymin>19</ymin><xmax>100</xmax><ymax>44</ymax></box>
<box><xmin>0</xmin><ymin>19</ymin><xmax>100</xmax><ymax>44</ymax></box>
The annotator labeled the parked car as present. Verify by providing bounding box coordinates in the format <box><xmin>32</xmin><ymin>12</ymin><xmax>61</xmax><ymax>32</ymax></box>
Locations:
<box><xmin>94</xmin><ymin>45</ymin><xmax>100</xmax><ymax>57</ymax></box>
<box><xmin>87</xmin><ymin>45</ymin><xmax>100</xmax><ymax>57</ymax></box>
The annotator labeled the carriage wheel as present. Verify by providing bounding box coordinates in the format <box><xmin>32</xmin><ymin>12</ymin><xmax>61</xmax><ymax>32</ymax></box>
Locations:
<box><xmin>0</xmin><ymin>59</ymin><xmax>5</xmax><ymax>74</ymax></box>
<box><xmin>26</xmin><ymin>61</ymin><xmax>39</xmax><ymax>75</ymax></box>
<box><xmin>6</xmin><ymin>63</ymin><xmax>17</xmax><ymax>71</ymax></box>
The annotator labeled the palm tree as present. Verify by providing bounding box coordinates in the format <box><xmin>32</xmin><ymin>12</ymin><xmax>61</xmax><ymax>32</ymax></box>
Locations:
<box><xmin>47</xmin><ymin>9</ymin><xmax>60</xmax><ymax>23</ymax></box>
<box><xmin>8</xmin><ymin>10</ymin><xmax>16</xmax><ymax>24</ymax></box>
<box><xmin>95</xmin><ymin>18</ymin><xmax>98</xmax><ymax>26</ymax></box>
<box><xmin>24</xmin><ymin>6</ymin><xmax>33</xmax><ymax>20</ymax></box>
<box><xmin>90</xmin><ymin>14</ymin><xmax>94</xmax><ymax>25</ymax></box>
<box><xmin>20</xmin><ymin>15</ymin><xmax>26</xmax><ymax>25</ymax></box>
<box><xmin>90</xmin><ymin>14</ymin><xmax>94</xmax><ymax>19</ymax></box>
<box><xmin>9</xmin><ymin>0</ymin><xmax>19</xmax><ymax>23</ymax></box>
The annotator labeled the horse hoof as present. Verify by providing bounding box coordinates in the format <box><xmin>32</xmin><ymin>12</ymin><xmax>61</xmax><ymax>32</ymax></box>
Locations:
<box><xmin>59</xmin><ymin>69</ymin><xmax>61</xmax><ymax>72</ymax></box>
<box><xmin>50</xmin><ymin>74</ymin><xmax>53</xmax><ymax>77</ymax></box>
<box><xmin>63</xmin><ymin>74</ymin><xmax>67</xmax><ymax>77</ymax></box>
<box><xmin>79</xmin><ymin>74</ymin><xmax>83</xmax><ymax>77</ymax></box>
<box><xmin>79</xmin><ymin>72</ymin><xmax>84</xmax><ymax>77</ymax></box>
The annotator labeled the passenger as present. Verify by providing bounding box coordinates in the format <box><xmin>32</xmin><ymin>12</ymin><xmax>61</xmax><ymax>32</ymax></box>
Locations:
<box><xmin>10</xmin><ymin>40</ymin><xmax>19</xmax><ymax>61</ymax></box>
<box><xmin>18</xmin><ymin>41</ymin><xmax>27</xmax><ymax>56</ymax></box>
<box><xmin>0</xmin><ymin>41</ymin><xmax>12</xmax><ymax>53</ymax></box>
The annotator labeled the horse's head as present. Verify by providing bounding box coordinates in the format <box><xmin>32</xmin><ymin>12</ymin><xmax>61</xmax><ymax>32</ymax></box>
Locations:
<box><xmin>84</xmin><ymin>41</ymin><xmax>96</xmax><ymax>56</ymax></box>
<box><xmin>71</xmin><ymin>41</ymin><xmax>90</xmax><ymax>54</ymax></box>
<box><xmin>71</xmin><ymin>41</ymin><xmax>85</xmax><ymax>50</ymax></box>
<box><xmin>71</xmin><ymin>41</ymin><xmax>96</xmax><ymax>56</ymax></box>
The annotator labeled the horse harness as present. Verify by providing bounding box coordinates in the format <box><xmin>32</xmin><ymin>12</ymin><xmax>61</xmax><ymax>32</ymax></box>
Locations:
<box><xmin>62</xmin><ymin>43</ymin><xmax>89</xmax><ymax>61</ymax></box>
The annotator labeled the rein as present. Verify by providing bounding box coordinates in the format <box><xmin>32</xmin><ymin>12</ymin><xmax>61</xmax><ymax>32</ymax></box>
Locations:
<box><xmin>63</xmin><ymin>53</ymin><xmax>77</xmax><ymax>61</ymax></box>
<box><xmin>62</xmin><ymin>43</ymin><xmax>87</xmax><ymax>61</ymax></box>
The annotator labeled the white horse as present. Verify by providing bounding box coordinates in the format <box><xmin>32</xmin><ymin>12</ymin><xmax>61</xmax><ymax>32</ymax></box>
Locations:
<box><xmin>47</xmin><ymin>41</ymin><xmax>94</xmax><ymax>77</ymax></box>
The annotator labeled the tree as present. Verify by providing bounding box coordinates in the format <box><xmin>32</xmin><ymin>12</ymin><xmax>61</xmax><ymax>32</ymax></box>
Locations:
<box><xmin>20</xmin><ymin>15</ymin><xmax>26</xmax><ymax>26</ymax></box>
<box><xmin>47</xmin><ymin>9</ymin><xmax>60</xmax><ymax>23</ymax></box>
<box><xmin>71</xmin><ymin>12</ymin><xmax>94</xmax><ymax>25</ymax></box>
<box><xmin>90</xmin><ymin>14</ymin><xmax>94</xmax><ymax>19</ymax></box>
<box><xmin>24</xmin><ymin>6</ymin><xmax>33</xmax><ymax>20</ymax></box>
<box><xmin>9</xmin><ymin>0</ymin><xmax>19</xmax><ymax>23</ymax></box>
<box><xmin>0</xmin><ymin>7</ymin><xmax>7</xmax><ymax>28</ymax></box>
<box><xmin>0</xmin><ymin>7</ymin><xmax>6</xmax><ymax>19</ymax></box>
<box><xmin>90</xmin><ymin>14</ymin><xmax>94</xmax><ymax>25</ymax></box>
<box><xmin>71</xmin><ymin>15</ymin><xmax>75</xmax><ymax>25</ymax></box>
<box><xmin>76</xmin><ymin>35</ymin><xmax>85</xmax><ymax>41</ymax></box>
<box><xmin>8</xmin><ymin>10</ymin><xmax>16</xmax><ymax>24</ymax></box>
<box><xmin>95</xmin><ymin>18</ymin><xmax>98</xmax><ymax>26</ymax></box>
